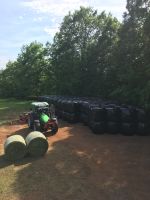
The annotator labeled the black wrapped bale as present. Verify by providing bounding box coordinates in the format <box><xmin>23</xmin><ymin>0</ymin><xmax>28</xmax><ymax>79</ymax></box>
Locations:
<box><xmin>107</xmin><ymin>122</ymin><xmax>120</xmax><ymax>134</ymax></box>
<box><xmin>90</xmin><ymin>107</ymin><xmax>107</xmax><ymax>123</ymax></box>
<box><xmin>121</xmin><ymin>123</ymin><xmax>136</xmax><ymax>136</ymax></box>
<box><xmin>90</xmin><ymin>121</ymin><xmax>107</xmax><ymax>134</ymax></box>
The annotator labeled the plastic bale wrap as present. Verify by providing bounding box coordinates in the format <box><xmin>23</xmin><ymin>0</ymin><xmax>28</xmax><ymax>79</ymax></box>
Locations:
<box><xmin>25</xmin><ymin>131</ymin><xmax>48</xmax><ymax>157</ymax></box>
<box><xmin>4</xmin><ymin>135</ymin><xmax>27</xmax><ymax>161</ymax></box>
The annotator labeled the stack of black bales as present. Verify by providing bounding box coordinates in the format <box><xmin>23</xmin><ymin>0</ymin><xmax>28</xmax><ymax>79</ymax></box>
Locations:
<box><xmin>38</xmin><ymin>95</ymin><xmax>149</xmax><ymax>135</ymax></box>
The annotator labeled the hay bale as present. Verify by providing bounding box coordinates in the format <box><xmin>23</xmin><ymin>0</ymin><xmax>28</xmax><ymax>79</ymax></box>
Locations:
<box><xmin>25</xmin><ymin>131</ymin><xmax>48</xmax><ymax>157</ymax></box>
<box><xmin>4</xmin><ymin>135</ymin><xmax>27</xmax><ymax>161</ymax></box>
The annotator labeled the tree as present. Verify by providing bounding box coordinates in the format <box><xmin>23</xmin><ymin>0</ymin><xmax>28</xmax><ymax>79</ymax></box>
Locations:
<box><xmin>0</xmin><ymin>42</ymin><xmax>49</xmax><ymax>98</ymax></box>
<box><xmin>0</xmin><ymin>61</ymin><xmax>17</xmax><ymax>97</ymax></box>
<box><xmin>14</xmin><ymin>41</ymin><xmax>47</xmax><ymax>97</ymax></box>
<box><xmin>111</xmin><ymin>0</ymin><xmax>150</xmax><ymax>106</ymax></box>
<box><xmin>51</xmin><ymin>7</ymin><xmax>120</xmax><ymax>96</ymax></box>
<box><xmin>1</xmin><ymin>3</ymin><xmax>150</xmax><ymax>108</ymax></box>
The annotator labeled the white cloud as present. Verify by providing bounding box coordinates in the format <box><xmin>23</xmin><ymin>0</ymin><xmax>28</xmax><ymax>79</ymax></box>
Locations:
<box><xmin>19</xmin><ymin>16</ymin><xmax>24</xmax><ymax>20</ymax></box>
<box><xmin>33</xmin><ymin>16</ymin><xmax>43</xmax><ymax>22</ymax></box>
<box><xmin>22</xmin><ymin>0</ymin><xmax>89</xmax><ymax>17</ymax></box>
<box><xmin>22</xmin><ymin>0</ymin><xmax>127</xmax><ymax>40</ymax></box>
<box><xmin>23</xmin><ymin>0</ymin><xmax>126</xmax><ymax>15</ymax></box>
<box><xmin>95</xmin><ymin>5</ymin><xmax>126</xmax><ymax>20</ymax></box>
<box><xmin>0</xmin><ymin>56</ymin><xmax>14</xmax><ymax>69</ymax></box>
<box><xmin>44</xmin><ymin>26</ymin><xmax>59</xmax><ymax>37</ymax></box>
<box><xmin>22</xmin><ymin>0</ymin><xmax>126</xmax><ymax>22</ymax></box>
<box><xmin>22</xmin><ymin>0</ymin><xmax>90</xmax><ymax>38</ymax></box>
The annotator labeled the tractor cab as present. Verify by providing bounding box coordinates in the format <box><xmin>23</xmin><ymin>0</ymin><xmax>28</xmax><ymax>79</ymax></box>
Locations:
<box><xmin>30</xmin><ymin>102</ymin><xmax>50</xmax><ymax>115</ymax></box>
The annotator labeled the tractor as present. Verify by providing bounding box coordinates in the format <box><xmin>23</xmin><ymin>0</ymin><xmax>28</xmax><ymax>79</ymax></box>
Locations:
<box><xmin>27</xmin><ymin>102</ymin><xmax>58</xmax><ymax>135</ymax></box>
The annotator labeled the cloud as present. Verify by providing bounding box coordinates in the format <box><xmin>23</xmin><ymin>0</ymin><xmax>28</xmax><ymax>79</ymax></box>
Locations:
<box><xmin>44</xmin><ymin>26</ymin><xmax>59</xmax><ymax>37</ymax></box>
<box><xmin>21</xmin><ymin>0</ymin><xmax>88</xmax><ymax>40</ymax></box>
<box><xmin>22</xmin><ymin>0</ymin><xmax>89</xmax><ymax>17</ymax></box>
<box><xmin>95</xmin><ymin>5</ymin><xmax>126</xmax><ymax>20</ymax></box>
<box><xmin>19</xmin><ymin>15</ymin><xmax>24</xmax><ymax>20</ymax></box>
<box><xmin>33</xmin><ymin>16</ymin><xmax>43</xmax><ymax>22</ymax></box>
<box><xmin>0</xmin><ymin>56</ymin><xmax>14</xmax><ymax>69</ymax></box>
<box><xmin>22</xmin><ymin>0</ymin><xmax>126</xmax><ymax>16</ymax></box>
<box><xmin>21</xmin><ymin>0</ymin><xmax>126</xmax><ymax>22</ymax></box>
<box><xmin>0</xmin><ymin>0</ymin><xmax>127</xmax><ymax>69</ymax></box>
<box><xmin>21</xmin><ymin>0</ymin><xmax>127</xmax><ymax>42</ymax></box>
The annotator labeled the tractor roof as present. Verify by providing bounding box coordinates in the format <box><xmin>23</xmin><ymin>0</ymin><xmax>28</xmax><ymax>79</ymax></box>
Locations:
<box><xmin>31</xmin><ymin>102</ymin><xmax>49</xmax><ymax>107</ymax></box>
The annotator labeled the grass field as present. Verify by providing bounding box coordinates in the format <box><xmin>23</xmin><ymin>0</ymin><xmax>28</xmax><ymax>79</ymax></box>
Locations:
<box><xmin>0</xmin><ymin>99</ymin><xmax>150</xmax><ymax>200</ymax></box>
<box><xmin>0</xmin><ymin>98</ymin><xmax>31</xmax><ymax>125</ymax></box>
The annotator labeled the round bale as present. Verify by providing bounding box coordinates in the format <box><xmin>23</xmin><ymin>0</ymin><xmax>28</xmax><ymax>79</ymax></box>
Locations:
<box><xmin>25</xmin><ymin>131</ymin><xmax>48</xmax><ymax>157</ymax></box>
<box><xmin>4</xmin><ymin>135</ymin><xmax>27</xmax><ymax>161</ymax></box>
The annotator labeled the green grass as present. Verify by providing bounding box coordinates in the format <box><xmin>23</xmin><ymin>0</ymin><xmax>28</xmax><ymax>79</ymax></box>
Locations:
<box><xmin>0</xmin><ymin>98</ymin><xmax>31</xmax><ymax>125</ymax></box>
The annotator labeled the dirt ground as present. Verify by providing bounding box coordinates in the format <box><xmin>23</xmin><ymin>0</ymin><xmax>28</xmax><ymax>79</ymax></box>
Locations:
<box><xmin>0</xmin><ymin>120</ymin><xmax>150</xmax><ymax>200</ymax></box>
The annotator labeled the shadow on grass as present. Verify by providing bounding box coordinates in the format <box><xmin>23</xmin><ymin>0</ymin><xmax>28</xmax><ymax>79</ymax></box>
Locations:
<box><xmin>0</xmin><ymin>155</ymin><xmax>12</xmax><ymax>169</ymax></box>
<box><xmin>0</xmin><ymin>154</ymin><xmax>41</xmax><ymax>169</ymax></box>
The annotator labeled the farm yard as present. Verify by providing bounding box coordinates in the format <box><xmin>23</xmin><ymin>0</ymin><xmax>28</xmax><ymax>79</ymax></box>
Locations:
<box><xmin>0</xmin><ymin>1</ymin><xmax>150</xmax><ymax>199</ymax></box>
<box><xmin>0</xmin><ymin>99</ymin><xmax>150</xmax><ymax>200</ymax></box>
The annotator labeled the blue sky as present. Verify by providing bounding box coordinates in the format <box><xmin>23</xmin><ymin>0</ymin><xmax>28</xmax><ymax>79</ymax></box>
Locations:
<box><xmin>0</xmin><ymin>0</ymin><xmax>127</xmax><ymax>69</ymax></box>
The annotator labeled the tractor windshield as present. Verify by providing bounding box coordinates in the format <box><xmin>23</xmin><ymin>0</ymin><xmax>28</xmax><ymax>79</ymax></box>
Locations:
<box><xmin>37</xmin><ymin>107</ymin><xmax>49</xmax><ymax>114</ymax></box>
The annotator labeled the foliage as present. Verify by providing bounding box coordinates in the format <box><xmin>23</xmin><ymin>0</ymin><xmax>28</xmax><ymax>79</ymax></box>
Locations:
<box><xmin>0</xmin><ymin>2</ymin><xmax>150</xmax><ymax>108</ymax></box>
<box><xmin>51</xmin><ymin>7</ymin><xmax>120</xmax><ymax>96</ymax></box>
<box><xmin>110</xmin><ymin>0</ymin><xmax>150</xmax><ymax>107</ymax></box>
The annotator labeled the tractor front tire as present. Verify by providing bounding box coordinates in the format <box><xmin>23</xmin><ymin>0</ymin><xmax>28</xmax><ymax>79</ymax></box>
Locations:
<box><xmin>33</xmin><ymin>122</ymin><xmax>41</xmax><ymax>132</ymax></box>
<box><xmin>28</xmin><ymin>116</ymin><xmax>34</xmax><ymax>129</ymax></box>
<box><xmin>50</xmin><ymin>123</ymin><xmax>58</xmax><ymax>135</ymax></box>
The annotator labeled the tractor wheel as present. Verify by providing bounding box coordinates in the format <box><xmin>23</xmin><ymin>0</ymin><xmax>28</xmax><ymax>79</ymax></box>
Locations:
<box><xmin>28</xmin><ymin>116</ymin><xmax>34</xmax><ymax>129</ymax></box>
<box><xmin>33</xmin><ymin>122</ymin><xmax>41</xmax><ymax>132</ymax></box>
<box><xmin>50</xmin><ymin>122</ymin><xmax>58</xmax><ymax>135</ymax></box>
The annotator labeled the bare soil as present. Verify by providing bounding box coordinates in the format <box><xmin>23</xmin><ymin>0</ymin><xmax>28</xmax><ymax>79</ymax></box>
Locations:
<box><xmin>0</xmin><ymin>120</ymin><xmax>150</xmax><ymax>200</ymax></box>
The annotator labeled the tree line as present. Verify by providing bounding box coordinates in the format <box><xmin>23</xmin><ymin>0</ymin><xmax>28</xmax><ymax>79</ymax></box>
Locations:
<box><xmin>0</xmin><ymin>0</ymin><xmax>150</xmax><ymax>108</ymax></box>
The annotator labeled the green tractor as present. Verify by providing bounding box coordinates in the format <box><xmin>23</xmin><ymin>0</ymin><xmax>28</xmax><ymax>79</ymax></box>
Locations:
<box><xmin>28</xmin><ymin>102</ymin><xmax>58</xmax><ymax>135</ymax></box>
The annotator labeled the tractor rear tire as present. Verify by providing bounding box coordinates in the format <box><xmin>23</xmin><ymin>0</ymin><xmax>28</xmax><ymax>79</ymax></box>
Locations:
<box><xmin>50</xmin><ymin>123</ymin><xmax>58</xmax><ymax>135</ymax></box>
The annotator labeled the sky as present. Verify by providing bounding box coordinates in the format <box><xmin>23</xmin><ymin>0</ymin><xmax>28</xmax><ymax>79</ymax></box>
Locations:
<box><xmin>0</xmin><ymin>0</ymin><xmax>127</xmax><ymax>69</ymax></box>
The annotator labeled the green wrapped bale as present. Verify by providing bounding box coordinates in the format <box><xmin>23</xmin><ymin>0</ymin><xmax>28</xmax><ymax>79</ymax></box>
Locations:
<box><xmin>4</xmin><ymin>135</ymin><xmax>27</xmax><ymax>161</ymax></box>
<box><xmin>25</xmin><ymin>131</ymin><xmax>48</xmax><ymax>157</ymax></box>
